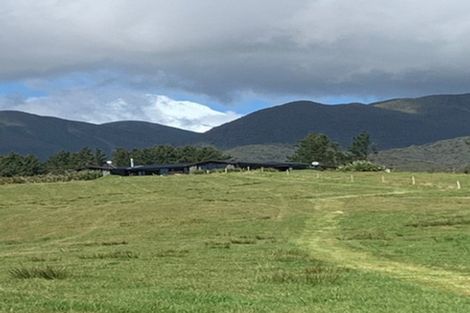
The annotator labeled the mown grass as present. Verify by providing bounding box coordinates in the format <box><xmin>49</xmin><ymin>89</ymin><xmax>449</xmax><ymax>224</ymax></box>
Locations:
<box><xmin>338</xmin><ymin>195</ymin><xmax>470</xmax><ymax>274</ymax></box>
<box><xmin>0</xmin><ymin>171</ymin><xmax>469</xmax><ymax>312</ymax></box>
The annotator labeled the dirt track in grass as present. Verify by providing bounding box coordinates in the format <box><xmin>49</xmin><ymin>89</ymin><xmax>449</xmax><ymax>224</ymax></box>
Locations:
<box><xmin>298</xmin><ymin>191</ymin><xmax>470</xmax><ymax>296</ymax></box>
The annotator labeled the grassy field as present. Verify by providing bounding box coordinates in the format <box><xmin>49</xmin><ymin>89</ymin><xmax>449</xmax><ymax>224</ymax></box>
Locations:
<box><xmin>0</xmin><ymin>171</ymin><xmax>469</xmax><ymax>312</ymax></box>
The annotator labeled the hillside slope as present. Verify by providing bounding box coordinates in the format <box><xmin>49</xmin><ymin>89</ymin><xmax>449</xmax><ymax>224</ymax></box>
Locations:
<box><xmin>225</xmin><ymin>144</ymin><xmax>295</xmax><ymax>162</ymax></box>
<box><xmin>205</xmin><ymin>94</ymin><xmax>470</xmax><ymax>149</ymax></box>
<box><xmin>372</xmin><ymin>136</ymin><xmax>470</xmax><ymax>172</ymax></box>
<box><xmin>0</xmin><ymin>111</ymin><xmax>200</xmax><ymax>159</ymax></box>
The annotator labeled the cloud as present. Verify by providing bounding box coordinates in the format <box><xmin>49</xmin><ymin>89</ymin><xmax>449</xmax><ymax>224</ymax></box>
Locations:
<box><xmin>1</xmin><ymin>1</ymin><xmax>470</xmax><ymax>101</ymax></box>
<box><xmin>0</xmin><ymin>90</ymin><xmax>241</xmax><ymax>132</ymax></box>
<box><xmin>142</xmin><ymin>95</ymin><xmax>240</xmax><ymax>132</ymax></box>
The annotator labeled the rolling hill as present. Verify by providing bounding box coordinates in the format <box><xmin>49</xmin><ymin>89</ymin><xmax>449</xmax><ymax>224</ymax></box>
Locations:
<box><xmin>0</xmin><ymin>111</ymin><xmax>200</xmax><ymax>159</ymax></box>
<box><xmin>205</xmin><ymin>94</ymin><xmax>470</xmax><ymax>149</ymax></box>
<box><xmin>1</xmin><ymin>172</ymin><xmax>469</xmax><ymax>311</ymax></box>
<box><xmin>372</xmin><ymin>136</ymin><xmax>470</xmax><ymax>172</ymax></box>
<box><xmin>2</xmin><ymin>93</ymin><xmax>470</xmax><ymax>159</ymax></box>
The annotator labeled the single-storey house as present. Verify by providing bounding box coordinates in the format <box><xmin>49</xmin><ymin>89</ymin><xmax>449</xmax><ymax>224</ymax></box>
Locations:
<box><xmin>106</xmin><ymin>160</ymin><xmax>310</xmax><ymax>176</ymax></box>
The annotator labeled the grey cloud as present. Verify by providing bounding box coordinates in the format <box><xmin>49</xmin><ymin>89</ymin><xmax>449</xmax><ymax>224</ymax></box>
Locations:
<box><xmin>1</xmin><ymin>0</ymin><xmax>470</xmax><ymax>100</ymax></box>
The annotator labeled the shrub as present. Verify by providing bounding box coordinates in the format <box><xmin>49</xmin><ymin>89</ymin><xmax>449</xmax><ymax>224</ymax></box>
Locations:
<box><xmin>338</xmin><ymin>160</ymin><xmax>385</xmax><ymax>172</ymax></box>
<box><xmin>0</xmin><ymin>171</ymin><xmax>102</xmax><ymax>185</ymax></box>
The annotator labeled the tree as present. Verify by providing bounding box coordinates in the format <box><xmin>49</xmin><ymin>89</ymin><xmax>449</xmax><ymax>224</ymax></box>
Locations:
<box><xmin>94</xmin><ymin>149</ymin><xmax>107</xmax><ymax>166</ymax></box>
<box><xmin>46</xmin><ymin>148</ymin><xmax>100</xmax><ymax>172</ymax></box>
<box><xmin>289</xmin><ymin>133</ymin><xmax>344</xmax><ymax>166</ymax></box>
<box><xmin>45</xmin><ymin>151</ymin><xmax>73</xmax><ymax>173</ymax></box>
<box><xmin>349</xmin><ymin>132</ymin><xmax>372</xmax><ymax>161</ymax></box>
<box><xmin>112</xmin><ymin>148</ymin><xmax>131</xmax><ymax>167</ymax></box>
<box><xmin>0</xmin><ymin>153</ymin><xmax>43</xmax><ymax>177</ymax></box>
<box><xmin>111</xmin><ymin>145</ymin><xmax>230</xmax><ymax>167</ymax></box>
<box><xmin>72</xmin><ymin>147</ymin><xmax>95</xmax><ymax>169</ymax></box>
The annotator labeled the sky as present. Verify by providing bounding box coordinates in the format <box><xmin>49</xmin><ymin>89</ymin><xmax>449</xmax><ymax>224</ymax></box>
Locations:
<box><xmin>1</xmin><ymin>0</ymin><xmax>470</xmax><ymax>132</ymax></box>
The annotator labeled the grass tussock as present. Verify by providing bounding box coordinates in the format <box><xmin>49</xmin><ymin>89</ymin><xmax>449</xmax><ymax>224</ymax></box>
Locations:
<box><xmin>263</xmin><ymin>248</ymin><xmax>344</xmax><ymax>285</ymax></box>
<box><xmin>341</xmin><ymin>230</ymin><xmax>390</xmax><ymax>240</ymax></box>
<box><xmin>154</xmin><ymin>249</ymin><xmax>189</xmax><ymax>257</ymax></box>
<box><xmin>0</xmin><ymin>240</ymin><xmax>21</xmax><ymax>246</ymax></box>
<box><xmin>9</xmin><ymin>265</ymin><xmax>68</xmax><ymax>280</ymax></box>
<box><xmin>230</xmin><ymin>238</ymin><xmax>256</xmax><ymax>245</ymax></box>
<box><xmin>271</xmin><ymin>248</ymin><xmax>310</xmax><ymax>262</ymax></box>
<box><xmin>78</xmin><ymin>251</ymin><xmax>138</xmax><ymax>260</ymax></box>
<box><xmin>262</xmin><ymin>269</ymin><xmax>298</xmax><ymax>283</ymax></box>
<box><xmin>407</xmin><ymin>216</ymin><xmax>470</xmax><ymax>228</ymax></box>
<box><xmin>74</xmin><ymin>240</ymin><xmax>129</xmax><ymax>247</ymax></box>
<box><xmin>255</xmin><ymin>234</ymin><xmax>276</xmax><ymax>241</ymax></box>
<box><xmin>259</xmin><ymin>265</ymin><xmax>342</xmax><ymax>285</ymax></box>
<box><xmin>28</xmin><ymin>256</ymin><xmax>61</xmax><ymax>262</ymax></box>
<box><xmin>304</xmin><ymin>265</ymin><xmax>342</xmax><ymax>285</ymax></box>
<box><xmin>205</xmin><ymin>241</ymin><xmax>231</xmax><ymax>249</ymax></box>
<box><xmin>101</xmin><ymin>240</ymin><xmax>129</xmax><ymax>246</ymax></box>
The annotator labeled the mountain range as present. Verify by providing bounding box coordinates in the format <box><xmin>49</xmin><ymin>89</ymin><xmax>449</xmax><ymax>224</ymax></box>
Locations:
<box><xmin>1</xmin><ymin>93</ymin><xmax>470</xmax><ymax>161</ymax></box>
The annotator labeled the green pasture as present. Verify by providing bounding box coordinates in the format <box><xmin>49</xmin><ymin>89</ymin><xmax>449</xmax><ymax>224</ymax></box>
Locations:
<box><xmin>0</xmin><ymin>171</ymin><xmax>469</xmax><ymax>312</ymax></box>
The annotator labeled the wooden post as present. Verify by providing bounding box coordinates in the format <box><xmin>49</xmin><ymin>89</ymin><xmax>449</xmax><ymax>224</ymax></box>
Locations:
<box><xmin>247</xmin><ymin>166</ymin><xmax>250</xmax><ymax>172</ymax></box>
<box><xmin>225</xmin><ymin>167</ymin><xmax>228</xmax><ymax>174</ymax></box>
<box><xmin>381</xmin><ymin>175</ymin><xmax>385</xmax><ymax>183</ymax></box>
<box><xmin>457</xmin><ymin>181</ymin><xmax>461</xmax><ymax>190</ymax></box>
<box><xmin>411</xmin><ymin>176</ymin><xmax>416</xmax><ymax>185</ymax></box>
<box><xmin>286</xmin><ymin>169</ymin><xmax>290</xmax><ymax>175</ymax></box>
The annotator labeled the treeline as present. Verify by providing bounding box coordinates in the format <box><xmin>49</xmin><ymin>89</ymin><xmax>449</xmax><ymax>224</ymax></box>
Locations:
<box><xmin>0</xmin><ymin>145</ymin><xmax>229</xmax><ymax>177</ymax></box>
<box><xmin>289</xmin><ymin>132</ymin><xmax>375</xmax><ymax>166</ymax></box>
<box><xmin>112</xmin><ymin>146</ymin><xmax>230</xmax><ymax>167</ymax></box>
<box><xmin>0</xmin><ymin>148</ymin><xmax>107</xmax><ymax>177</ymax></box>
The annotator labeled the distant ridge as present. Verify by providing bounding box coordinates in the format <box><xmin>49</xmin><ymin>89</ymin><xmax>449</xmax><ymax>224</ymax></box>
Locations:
<box><xmin>0</xmin><ymin>111</ymin><xmax>201</xmax><ymax>159</ymax></box>
<box><xmin>2</xmin><ymin>93</ymin><xmax>470</xmax><ymax>159</ymax></box>
<box><xmin>204</xmin><ymin>94</ymin><xmax>470</xmax><ymax>149</ymax></box>
<box><xmin>372</xmin><ymin>136</ymin><xmax>470</xmax><ymax>172</ymax></box>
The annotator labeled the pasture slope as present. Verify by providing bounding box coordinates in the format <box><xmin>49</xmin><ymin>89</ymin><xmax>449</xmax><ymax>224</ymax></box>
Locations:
<box><xmin>0</xmin><ymin>171</ymin><xmax>469</xmax><ymax>312</ymax></box>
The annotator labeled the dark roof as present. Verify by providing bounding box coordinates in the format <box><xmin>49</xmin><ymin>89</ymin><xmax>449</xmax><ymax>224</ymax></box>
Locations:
<box><xmin>235</xmin><ymin>161</ymin><xmax>309</xmax><ymax>169</ymax></box>
<box><xmin>112</xmin><ymin>160</ymin><xmax>310</xmax><ymax>173</ymax></box>
<box><xmin>124</xmin><ymin>163</ymin><xmax>191</xmax><ymax>171</ymax></box>
<box><xmin>85</xmin><ymin>164</ymin><xmax>116</xmax><ymax>170</ymax></box>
